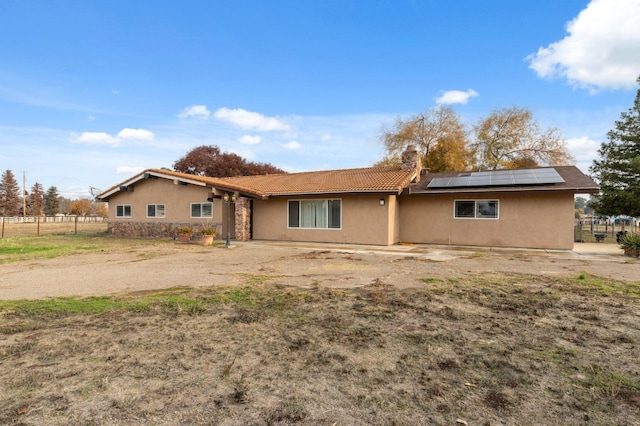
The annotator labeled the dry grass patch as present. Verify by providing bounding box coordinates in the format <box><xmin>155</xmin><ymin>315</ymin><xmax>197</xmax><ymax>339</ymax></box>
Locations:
<box><xmin>0</xmin><ymin>274</ymin><xmax>639</xmax><ymax>425</ymax></box>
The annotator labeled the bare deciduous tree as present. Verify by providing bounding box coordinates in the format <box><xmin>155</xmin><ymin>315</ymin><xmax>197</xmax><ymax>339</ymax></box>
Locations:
<box><xmin>377</xmin><ymin>106</ymin><xmax>470</xmax><ymax>172</ymax></box>
<box><xmin>70</xmin><ymin>199</ymin><xmax>92</xmax><ymax>216</ymax></box>
<box><xmin>471</xmin><ymin>107</ymin><xmax>573</xmax><ymax>170</ymax></box>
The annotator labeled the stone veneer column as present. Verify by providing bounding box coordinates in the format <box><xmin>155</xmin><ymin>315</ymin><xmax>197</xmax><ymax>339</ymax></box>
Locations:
<box><xmin>401</xmin><ymin>144</ymin><xmax>422</xmax><ymax>183</ymax></box>
<box><xmin>234</xmin><ymin>197</ymin><xmax>251</xmax><ymax>241</ymax></box>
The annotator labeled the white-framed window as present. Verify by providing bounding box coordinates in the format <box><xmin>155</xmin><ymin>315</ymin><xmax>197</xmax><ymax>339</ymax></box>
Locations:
<box><xmin>147</xmin><ymin>204</ymin><xmax>166</xmax><ymax>218</ymax></box>
<box><xmin>191</xmin><ymin>202</ymin><xmax>213</xmax><ymax>218</ymax></box>
<box><xmin>288</xmin><ymin>199</ymin><xmax>341</xmax><ymax>229</ymax></box>
<box><xmin>116</xmin><ymin>204</ymin><xmax>132</xmax><ymax>218</ymax></box>
<box><xmin>454</xmin><ymin>200</ymin><xmax>499</xmax><ymax>219</ymax></box>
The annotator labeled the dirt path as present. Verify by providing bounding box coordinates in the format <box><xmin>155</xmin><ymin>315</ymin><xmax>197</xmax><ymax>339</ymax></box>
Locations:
<box><xmin>1</xmin><ymin>241</ymin><xmax>638</xmax><ymax>300</ymax></box>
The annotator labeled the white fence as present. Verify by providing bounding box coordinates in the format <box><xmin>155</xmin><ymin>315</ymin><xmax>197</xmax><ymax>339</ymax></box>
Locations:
<box><xmin>1</xmin><ymin>216</ymin><xmax>108</xmax><ymax>238</ymax></box>
<box><xmin>0</xmin><ymin>216</ymin><xmax>106</xmax><ymax>224</ymax></box>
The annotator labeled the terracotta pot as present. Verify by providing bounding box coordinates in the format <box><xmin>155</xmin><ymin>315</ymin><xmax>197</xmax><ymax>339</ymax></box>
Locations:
<box><xmin>179</xmin><ymin>234</ymin><xmax>191</xmax><ymax>243</ymax></box>
<box><xmin>202</xmin><ymin>235</ymin><xmax>214</xmax><ymax>246</ymax></box>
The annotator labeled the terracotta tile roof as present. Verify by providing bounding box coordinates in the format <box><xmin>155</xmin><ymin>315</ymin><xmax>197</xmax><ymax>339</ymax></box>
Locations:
<box><xmin>220</xmin><ymin>166</ymin><xmax>417</xmax><ymax>197</ymax></box>
<box><xmin>406</xmin><ymin>165</ymin><xmax>599</xmax><ymax>195</ymax></box>
<box><xmin>98</xmin><ymin>166</ymin><xmax>417</xmax><ymax>200</ymax></box>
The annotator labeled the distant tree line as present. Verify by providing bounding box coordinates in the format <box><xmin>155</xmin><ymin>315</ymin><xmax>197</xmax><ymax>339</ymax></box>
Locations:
<box><xmin>0</xmin><ymin>169</ymin><xmax>106</xmax><ymax>217</ymax></box>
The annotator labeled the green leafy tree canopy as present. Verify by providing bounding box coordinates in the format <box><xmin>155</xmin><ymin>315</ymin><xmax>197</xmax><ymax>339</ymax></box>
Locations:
<box><xmin>44</xmin><ymin>186</ymin><xmax>60</xmax><ymax>216</ymax></box>
<box><xmin>590</xmin><ymin>75</ymin><xmax>640</xmax><ymax>217</ymax></box>
<box><xmin>28</xmin><ymin>182</ymin><xmax>45</xmax><ymax>216</ymax></box>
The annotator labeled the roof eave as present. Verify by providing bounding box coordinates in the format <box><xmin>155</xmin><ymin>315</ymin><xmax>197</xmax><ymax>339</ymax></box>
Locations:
<box><xmin>97</xmin><ymin>169</ymin><xmax>211</xmax><ymax>200</ymax></box>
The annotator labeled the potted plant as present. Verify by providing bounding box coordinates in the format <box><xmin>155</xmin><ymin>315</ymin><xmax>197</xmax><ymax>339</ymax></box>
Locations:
<box><xmin>619</xmin><ymin>233</ymin><xmax>640</xmax><ymax>258</ymax></box>
<box><xmin>176</xmin><ymin>226</ymin><xmax>193</xmax><ymax>243</ymax></box>
<box><xmin>200</xmin><ymin>227</ymin><xmax>217</xmax><ymax>245</ymax></box>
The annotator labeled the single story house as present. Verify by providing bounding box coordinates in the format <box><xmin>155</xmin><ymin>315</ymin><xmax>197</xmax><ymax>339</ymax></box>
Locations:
<box><xmin>97</xmin><ymin>147</ymin><xmax>599</xmax><ymax>249</ymax></box>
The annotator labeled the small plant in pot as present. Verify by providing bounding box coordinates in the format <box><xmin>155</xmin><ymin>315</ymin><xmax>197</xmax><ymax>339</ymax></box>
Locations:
<box><xmin>200</xmin><ymin>227</ymin><xmax>217</xmax><ymax>245</ymax></box>
<box><xmin>176</xmin><ymin>226</ymin><xmax>193</xmax><ymax>243</ymax></box>
<box><xmin>619</xmin><ymin>232</ymin><xmax>640</xmax><ymax>258</ymax></box>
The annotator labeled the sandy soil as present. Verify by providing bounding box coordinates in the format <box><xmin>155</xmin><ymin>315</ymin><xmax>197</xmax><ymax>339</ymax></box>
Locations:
<box><xmin>1</xmin><ymin>241</ymin><xmax>637</xmax><ymax>300</ymax></box>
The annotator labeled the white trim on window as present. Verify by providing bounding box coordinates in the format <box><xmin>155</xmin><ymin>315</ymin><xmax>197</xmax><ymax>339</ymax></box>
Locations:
<box><xmin>454</xmin><ymin>199</ymin><xmax>499</xmax><ymax>220</ymax></box>
<box><xmin>190</xmin><ymin>202</ymin><xmax>213</xmax><ymax>218</ymax></box>
<box><xmin>116</xmin><ymin>204</ymin><xmax>132</xmax><ymax>218</ymax></box>
<box><xmin>146</xmin><ymin>203</ymin><xmax>166</xmax><ymax>218</ymax></box>
<box><xmin>287</xmin><ymin>199</ymin><xmax>342</xmax><ymax>230</ymax></box>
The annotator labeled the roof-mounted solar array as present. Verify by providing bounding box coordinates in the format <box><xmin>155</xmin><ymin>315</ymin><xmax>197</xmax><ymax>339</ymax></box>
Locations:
<box><xmin>427</xmin><ymin>168</ymin><xmax>565</xmax><ymax>189</ymax></box>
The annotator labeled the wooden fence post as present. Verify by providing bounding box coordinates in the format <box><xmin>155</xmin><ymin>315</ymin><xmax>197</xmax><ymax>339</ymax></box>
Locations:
<box><xmin>74</xmin><ymin>215</ymin><xmax>78</xmax><ymax>235</ymax></box>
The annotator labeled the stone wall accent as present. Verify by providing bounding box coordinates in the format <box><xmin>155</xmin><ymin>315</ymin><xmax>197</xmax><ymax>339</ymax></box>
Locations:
<box><xmin>234</xmin><ymin>197</ymin><xmax>251</xmax><ymax>241</ymax></box>
<box><xmin>108</xmin><ymin>221</ymin><xmax>222</xmax><ymax>239</ymax></box>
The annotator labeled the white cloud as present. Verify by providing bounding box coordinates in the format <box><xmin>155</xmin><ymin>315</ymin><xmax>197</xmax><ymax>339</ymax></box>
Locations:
<box><xmin>87</xmin><ymin>115</ymin><xmax>96</xmax><ymax>121</ymax></box>
<box><xmin>214</xmin><ymin>107</ymin><xmax>290</xmax><ymax>131</ymax></box>
<box><xmin>526</xmin><ymin>0</ymin><xmax>640</xmax><ymax>91</ymax></box>
<box><xmin>72</xmin><ymin>132</ymin><xmax>121</xmax><ymax>147</ymax></box>
<box><xmin>116</xmin><ymin>166</ymin><xmax>145</xmax><ymax>174</ymax></box>
<box><xmin>435</xmin><ymin>89</ymin><xmax>479</xmax><ymax>105</ymax></box>
<box><xmin>283</xmin><ymin>141</ymin><xmax>301</xmax><ymax>149</ymax></box>
<box><xmin>117</xmin><ymin>128</ymin><xmax>155</xmax><ymax>141</ymax></box>
<box><xmin>71</xmin><ymin>128</ymin><xmax>154</xmax><ymax>147</ymax></box>
<box><xmin>238</xmin><ymin>135</ymin><xmax>262</xmax><ymax>145</ymax></box>
<box><xmin>567</xmin><ymin>136</ymin><xmax>601</xmax><ymax>173</ymax></box>
<box><xmin>111</xmin><ymin>89</ymin><xmax>121</xmax><ymax>95</ymax></box>
<box><xmin>178</xmin><ymin>105</ymin><xmax>211</xmax><ymax>120</ymax></box>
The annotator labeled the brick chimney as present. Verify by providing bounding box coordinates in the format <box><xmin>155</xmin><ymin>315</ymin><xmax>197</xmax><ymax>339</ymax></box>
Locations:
<box><xmin>401</xmin><ymin>144</ymin><xmax>422</xmax><ymax>182</ymax></box>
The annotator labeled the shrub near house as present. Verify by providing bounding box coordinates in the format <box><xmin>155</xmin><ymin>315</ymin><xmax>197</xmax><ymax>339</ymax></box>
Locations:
<box><xmin>620</xmin><ymin>233</ymin><xmax>640</xmax><ymax>258</ymax></box>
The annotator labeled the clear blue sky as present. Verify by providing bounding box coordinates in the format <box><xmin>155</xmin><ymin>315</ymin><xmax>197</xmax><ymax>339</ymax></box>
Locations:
<box><xmin>1</xmin><ymin>0</ymin><xmax>638</xmax><ymax>198</ymax></box>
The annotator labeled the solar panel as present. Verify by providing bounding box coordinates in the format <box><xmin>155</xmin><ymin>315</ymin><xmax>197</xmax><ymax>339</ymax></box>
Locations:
<box><xmin>427</xmin><ymin>168</ymin><xmax>565</xmax><ymax>189</ymax></box>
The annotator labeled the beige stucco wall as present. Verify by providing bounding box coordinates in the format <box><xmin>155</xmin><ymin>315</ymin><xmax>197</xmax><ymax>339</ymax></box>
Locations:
<box><xmin>398</xmin><ymin>192</ymin><xmax>575</xmax><ymax>249</ymax></box>
<box><xmin>106</xmin><ymin>178</ymin><xmax>233</xmax><ymax>236</ymax></box>
<box><xmin>252</xmin><ymin>195</ymin><xmax>395</xmax><ymax>245</ymax></box>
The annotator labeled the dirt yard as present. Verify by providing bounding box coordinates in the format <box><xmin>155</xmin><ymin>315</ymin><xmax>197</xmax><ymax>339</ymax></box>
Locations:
<box><xmin>0</xmin><ymin>240</ymin><xmax>637</xmax><ymax>300</ymax></box>
<box><xmin>1</xmin><ymin>239</ymin><xmax>639</xmax><ymax>425</ymax></box>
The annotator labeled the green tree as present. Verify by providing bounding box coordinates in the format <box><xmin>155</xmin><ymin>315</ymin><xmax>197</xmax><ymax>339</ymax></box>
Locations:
<box><xmin>590</xmin><ymin>76</ymin><xmax>640</xmax><ymax>217</ymax></box>
<box><xmin>44</xmin><ymin>186</ymin><xmax>60</xmax><ymax>216</ymax></box>
<box><xmin>471</xmin><ymin>107</ymin><xmax>573</xmax><ymax>170</ymax></box>
<box><xmin>28</xmin><ymin>182</ymin><xmax>45</xmax><ymax>216</ymax></box>
<box><xmin>0</xmin><ymin>169</ymin><xmax>21</xmax><ymax>216</ymax></box>
<box><xmin>377</xmin><ymin>106</ymin><xmax>470</xmax><ymax>171</ymax></box>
